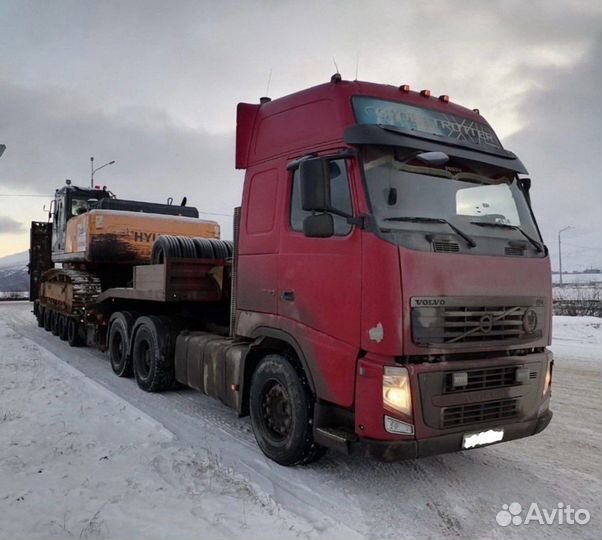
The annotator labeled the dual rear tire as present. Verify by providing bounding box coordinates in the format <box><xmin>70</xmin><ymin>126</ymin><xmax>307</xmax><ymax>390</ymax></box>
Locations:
<box><xmin>108</xmin><ymin>313</ymin><xmax>175</xmax><ymax>392</ymax></box>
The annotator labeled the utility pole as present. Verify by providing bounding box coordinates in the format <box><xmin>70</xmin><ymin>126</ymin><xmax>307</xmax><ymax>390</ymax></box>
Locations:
<box><xmin>558</xmin><ymin>226</ymin><xmax>573</xmax><ymax>286</ymax></box>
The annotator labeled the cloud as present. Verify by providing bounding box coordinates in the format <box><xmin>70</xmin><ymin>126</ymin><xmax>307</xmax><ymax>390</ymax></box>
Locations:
<box><xmin>0</xmin><ymin>216</ymin><xmax>25</xmax><ymax>234</ymax></box>
<box><xmin>0</xmin><ymin>0</ymin><xmax>601</xmax><ymax>264</ymax></box>
<box><xmin>505</xmin><ymin>35</ymin><xmax>602</xmax><ymax>268</ymax></box>
<box><xmin>0</xmin><ymin>78</ymin><xmax>241</xmax><ymax>239</ymax></box>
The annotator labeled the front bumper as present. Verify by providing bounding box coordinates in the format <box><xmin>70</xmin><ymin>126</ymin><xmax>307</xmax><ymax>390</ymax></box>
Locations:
<box><xmin>355</xmin><ymin>410</ymin><xmax>553</xmax><ymax>462</ymax></box>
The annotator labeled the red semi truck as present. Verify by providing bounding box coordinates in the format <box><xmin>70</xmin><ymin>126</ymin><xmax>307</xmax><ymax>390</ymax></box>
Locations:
<box><xmin>33</xmin><ymin>76</ymin><xmax>553</xmax><ymax>465</ymax></box>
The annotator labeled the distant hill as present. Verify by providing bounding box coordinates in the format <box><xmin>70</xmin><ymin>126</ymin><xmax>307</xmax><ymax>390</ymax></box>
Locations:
<box><xmin>0</xmin><ymin>250</ymin><xmax>29</xmax><ymax>294</ymax></box>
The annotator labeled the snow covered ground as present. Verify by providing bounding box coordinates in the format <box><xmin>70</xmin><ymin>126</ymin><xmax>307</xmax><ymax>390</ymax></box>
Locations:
<box><xmin>0</xmin><ymin>303</ymin><xmax>600</xmax><ymax>540</ymax></box>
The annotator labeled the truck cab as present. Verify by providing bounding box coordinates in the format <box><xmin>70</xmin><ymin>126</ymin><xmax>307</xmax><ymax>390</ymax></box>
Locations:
<box><xmin>234</xmin><ymin>78</ymin><xmax>552</xmax><ymax>460</ymax></box>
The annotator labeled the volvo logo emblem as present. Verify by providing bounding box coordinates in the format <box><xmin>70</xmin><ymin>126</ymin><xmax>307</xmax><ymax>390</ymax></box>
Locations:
<box><xmin>522</xmin><ymin>308</ymin><xmax>538</xmax><ymax>334</ymax></box>
<box><xmin>479</xmin><ymin>314</ymin><xmax>494</xmax><ymax>334</ymax></box>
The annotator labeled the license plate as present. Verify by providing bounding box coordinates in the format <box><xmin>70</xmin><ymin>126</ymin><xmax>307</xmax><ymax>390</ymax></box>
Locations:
<box><xmin>462</xmin><ymin>428</ymin><xmax>504</xmax><ymax>449</ymax></box>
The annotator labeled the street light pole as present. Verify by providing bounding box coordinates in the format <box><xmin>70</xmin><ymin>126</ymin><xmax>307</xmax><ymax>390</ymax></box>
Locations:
<box><xmin>90</xmin><ymin>156</ymin><xmax>116</xmax><ymax>187</ymax></box>
<box><xmin>558</xmin><ymin>226</ymin><xmax>573</xmax><ymax>286</ymax></box>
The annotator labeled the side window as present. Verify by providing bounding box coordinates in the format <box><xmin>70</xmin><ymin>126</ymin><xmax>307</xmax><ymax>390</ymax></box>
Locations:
<box><xmin>290</xmin><ymin>159</ymin><xmax>353</xmax><ymax>236</ymax></box>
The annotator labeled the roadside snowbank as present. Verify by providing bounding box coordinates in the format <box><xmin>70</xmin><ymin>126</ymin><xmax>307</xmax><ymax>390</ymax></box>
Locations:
<box><xmin>0</xmin><ymin>323</ymin><xmax>318</xmax><ymax>540</ymax></box>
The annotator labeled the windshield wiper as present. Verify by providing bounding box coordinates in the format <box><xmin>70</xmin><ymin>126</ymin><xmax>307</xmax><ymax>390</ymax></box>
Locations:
<box><xmin>470</xmin><ymin>221</ymin><xmax>543</xmax><ymax>252</ymax></box>
<box><xmin>384</xmin><ymin>216</ymin><xmax>476</xmax><ymax>248</ymax></box>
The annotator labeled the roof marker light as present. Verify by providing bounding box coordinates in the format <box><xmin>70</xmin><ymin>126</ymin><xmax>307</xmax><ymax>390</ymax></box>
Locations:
<box><xmin>473</xmin><ymin>108</ymin><xmax>480</xmax><ymax>115</ymax></box>
<box><xmin>438</xmin><ymin>94</ymin><xmax>449</xmax><ymax>103</ymax></box>
<box><xmin>420</xmin><ymin>89</ymin><xmax>431</xmax><ymax>97</ymax></box>
<box><xmin>399</xmin><ymin>84</ymin><xmax>410</xmax><ymax>93</ymax></box>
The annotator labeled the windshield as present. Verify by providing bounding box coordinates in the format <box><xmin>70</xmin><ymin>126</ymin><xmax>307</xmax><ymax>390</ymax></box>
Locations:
<box><xmin>70</xmin><ymin>197</ymin><xmax>89</xmax><ymax>217</ymax></box>
<box><xmin>362</xmin><ymin>146</ymin><xmax>542</xmax><ymax>249</ymax></box>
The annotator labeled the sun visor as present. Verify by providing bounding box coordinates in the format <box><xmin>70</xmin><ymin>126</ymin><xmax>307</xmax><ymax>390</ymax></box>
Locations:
<box><xmin>344</xmin><ymin>124</ymin><xmax>528</xmax><ymax>174</ymax></box>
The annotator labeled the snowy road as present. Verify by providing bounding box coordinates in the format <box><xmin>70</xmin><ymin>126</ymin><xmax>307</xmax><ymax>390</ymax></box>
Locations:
<box><xmin>1</xmin><ymin>301</ymin><xmax>600</xmax><ymax>539</ymax></box>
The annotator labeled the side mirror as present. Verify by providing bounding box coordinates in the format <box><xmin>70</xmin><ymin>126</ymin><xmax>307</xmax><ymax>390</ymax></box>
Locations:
<box><xmin>303</xmin><ymin>213</ymin><xmax>334</xmax><ymax>238</ymax></box>
<box><xmin>299</xmin><ymin>158</ymin><xmax>331</xmax><ymax>212</ymax></box>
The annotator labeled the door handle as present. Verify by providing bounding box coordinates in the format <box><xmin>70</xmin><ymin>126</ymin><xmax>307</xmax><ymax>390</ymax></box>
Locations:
<box><xmin>281</xmin><ymin>290</ymin><xmax>295</xmax><ymax>302</ymax></box>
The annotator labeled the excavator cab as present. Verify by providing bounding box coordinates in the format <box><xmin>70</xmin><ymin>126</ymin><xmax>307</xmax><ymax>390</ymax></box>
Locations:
<box><xmin>50</xmin><ymin>183</ymin><xmax>112</xmax><ymax>254</ymax></box>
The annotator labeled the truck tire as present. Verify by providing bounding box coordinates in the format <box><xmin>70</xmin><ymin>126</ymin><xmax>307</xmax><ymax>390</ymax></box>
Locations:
<box><xmin>43</xmin><ymin>309</ymin><xmax>52</xmax><ymax>331</ymax></box>
<box><xmin>58</xmin><ymin>315</ymin><xmax>69</xmax><ymax>341</ymax></box>
<box><xmin>51</xmin><ymin>311</ymin><xmax>60</xmax><ymax>336</ymax></box>
<box><xmin>67</xmin><ymin>318</ymin><xmax>83</xmax><ymax>347</ymax></box>
<box><xmin>108</xmin><ymin>311</ymin><xmax>137</xmax><ymax>378</ymax></box>
<box><xmin>37</xmin><ymin>306</ymin><xmax>45</xmax><ymax>328</ymax></box>
<box><xmin>132</xmin><ymin>317</ymin><xmax>175</xmax><ymax>392</ymax></box>
<box><xmin>249</xmin><ymin>354</ymin><xmax>325</xmax><ymax>466</ymax></box>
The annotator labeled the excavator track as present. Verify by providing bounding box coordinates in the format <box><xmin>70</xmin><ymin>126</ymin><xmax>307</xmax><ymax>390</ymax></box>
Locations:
<box><xmin>38</xmin><ymin>268</ymin><xmax>102</xmax><ymax>317</ymax></box>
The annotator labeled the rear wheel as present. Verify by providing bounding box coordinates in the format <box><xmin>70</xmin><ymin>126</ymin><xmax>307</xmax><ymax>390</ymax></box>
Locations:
<box><xmin>108</xmin><ymin>312</ymin><xmax>137</xmax><ymax>377</ymax></box>
<box><xmin>132</xmin><ymin>317</ymin><xmax>175</xmax><ymax>392</ymax></box>
<box><xmin>51</xmin><ymin>311</ymin><xmax>60</xmax><ymax>336</ymax></box>
<box><xmin>58</xmin><ymin>315</ymin><xmax>69</xmax><ymax>341</ymax></box>
<box><xmin>67</xmin><ymin>318</ymin><xmax>83</xmax><ymax>347</ymax></box>
<box><xmin>37</xmin><ymin>306</ymin><xmax>45</xmax><ymax>328</ymax></box>
<box><xmin>249</xmin><ymin>354</ymin><xmax>324</xmax><ymax>466</ymax></box>
<box><xmin>43</xmin><ymin>309</ymin><xmax>52</xmax><ymax>331</ymax></box>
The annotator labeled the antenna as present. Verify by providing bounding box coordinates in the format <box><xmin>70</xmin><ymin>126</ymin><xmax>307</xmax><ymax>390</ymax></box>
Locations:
<box><xmin>333</xmin><ymin>57</ymin><xmax>340</xmax><ymax>75</ymax></box>
<box><xmin>265</xmin><ymin>67</ymin><xmax>272</xmax><ymax>97</ymax></box>
<box><xmin>355</xmin><ymin>50</ymin><xmax>360</xmax><ymax>81</ymax></box>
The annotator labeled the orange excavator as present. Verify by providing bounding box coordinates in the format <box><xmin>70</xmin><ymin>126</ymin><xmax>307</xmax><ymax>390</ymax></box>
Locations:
<box><xmin>30</xmin><ymin>180</ymin><xmax>221</xmax><ymax>344</ymax></box>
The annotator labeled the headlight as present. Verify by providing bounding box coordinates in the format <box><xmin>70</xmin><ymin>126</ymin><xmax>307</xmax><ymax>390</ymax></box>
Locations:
<box><xmin>543</xmin><ymin>358</ymin><xmax>553</xmax><ymax>396</ymax></box>
<box><xmin>383</xmin><ymin>366</ymin><xmax>412</xmax><ymax>416</ymax></box>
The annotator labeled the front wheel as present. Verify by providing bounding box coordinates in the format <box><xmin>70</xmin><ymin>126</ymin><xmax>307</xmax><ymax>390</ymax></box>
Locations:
<box><xmin>249</xmin><ymin>354</ymin><xmax>325</xmax><ymax>466</ymax></box>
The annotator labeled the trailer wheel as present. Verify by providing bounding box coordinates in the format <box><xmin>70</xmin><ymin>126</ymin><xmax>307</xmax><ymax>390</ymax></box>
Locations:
<box><xmin>50</xmin><ymin>311</ymin><xmax>60</xmax><ymax>336</ymax></box>
<box><xmin>67</xmin><ymin>318</ymin><xmax>83</xmax><ymax>347</ymax></box>
<box><xmin>132</xmin><ymin>317</ymin><xmax>175</xmax><ymax>392</ymax></box>
<box><xmin>43</xmin><ymin>309</ymin><xmax>52</xmax><ymax>331</ymax></box>
<box><xmin>37</xmin><ymin>306</ymin><xmax>45</xmax><ymax>328</ymax></box>
<box><xmin>249</xmin><ymin>354</ymin><xmax>325</xmax><ymax>466</ymax></box>
<box><xmin>108</xmin><ymin>312</ymin><xmax>137</xmax><ymax>378</ymax></box>
<box><xmin>58</xmin><ymin>315</ymin><xmax>69</xmax><ymax>341</ymax></box>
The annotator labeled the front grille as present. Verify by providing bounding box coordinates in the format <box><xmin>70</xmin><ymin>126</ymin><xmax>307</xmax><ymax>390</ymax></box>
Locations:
<box><xmin>433</xmin><ymin>240</ymin><xmax>460</xmax><ymax>253</ymax></box>
<box><xmin>441</xmin><ymin>398</ymin><xmax>519</xmax><ymax>428</ymax></box>
<box><xmin>411</xmin><ymin>296</ymin><xmax>546</xmax><ymax>347</ymax></box>
<box><xmin>444</xmin><ymin>366</ymin><xmax>517</xmax><ymax>393</ymax></box>
<box><xmin>442</xmin><ymin>305</ymin><xmax>524</xmax><ymax>343</ymax></box>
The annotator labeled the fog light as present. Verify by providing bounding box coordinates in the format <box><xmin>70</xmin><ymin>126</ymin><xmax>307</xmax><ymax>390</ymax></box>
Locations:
<box><xmin>543</xmin><ymin>357</ymin><xmax>553</xmax><ymax>396</ymax></box>
<box><xmin>452</xmin><ymin>371</ymin><xmax>468</xmax><ymax>388</ymax></box>
<box><xmin>384</xmin><ymin>415</ymin><xmax>414</xmax><ymax>435</ymax></box>
<box><xmin>383</xmin><ymin>367</ymin><xmax>412</xmax><ymax>416</ymax></box>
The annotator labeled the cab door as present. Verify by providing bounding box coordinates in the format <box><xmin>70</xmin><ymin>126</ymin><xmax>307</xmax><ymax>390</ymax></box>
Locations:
<box><xmin>278</xmin><ymin>157</ymin><xmax>362</xmax><ymax>407</ymax></box>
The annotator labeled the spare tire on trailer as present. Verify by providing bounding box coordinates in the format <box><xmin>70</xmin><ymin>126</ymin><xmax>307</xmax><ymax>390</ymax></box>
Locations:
<box><xmin>209</xmin><ymin>239</ymin><xmax>230</xmax><ymax>260</ymax></box>
<box><xmin>108</xmin><ymin>311</ymin><xmax>138</xmax><ymax>378</ymax></box>
<box><xmin>192</xmin><ymin>237</ymin><xmax>214</xmax><ymax>259</ymax></box>
<box><xmin>131</xmin><ymin>316</ymin><xmax>178</xmax><ymax>392</ymax></box>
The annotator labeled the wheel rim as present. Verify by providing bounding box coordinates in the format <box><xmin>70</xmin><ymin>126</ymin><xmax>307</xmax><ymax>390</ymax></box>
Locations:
<box><xmin>260</xmin><ymin>380</ymin><xmax>292</xmax><ymax>442</ymax></box>
<box><xmin>111</xmin><ymin>332</ymin><xmax>125</xmax><ymax>367</ymax></box>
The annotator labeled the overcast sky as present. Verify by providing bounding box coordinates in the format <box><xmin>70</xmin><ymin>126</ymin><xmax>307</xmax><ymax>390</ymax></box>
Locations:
<box><xmin>0</xmin><ymin>0</ymin><xmax>600</xmax><ymax>270</ymax></box>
